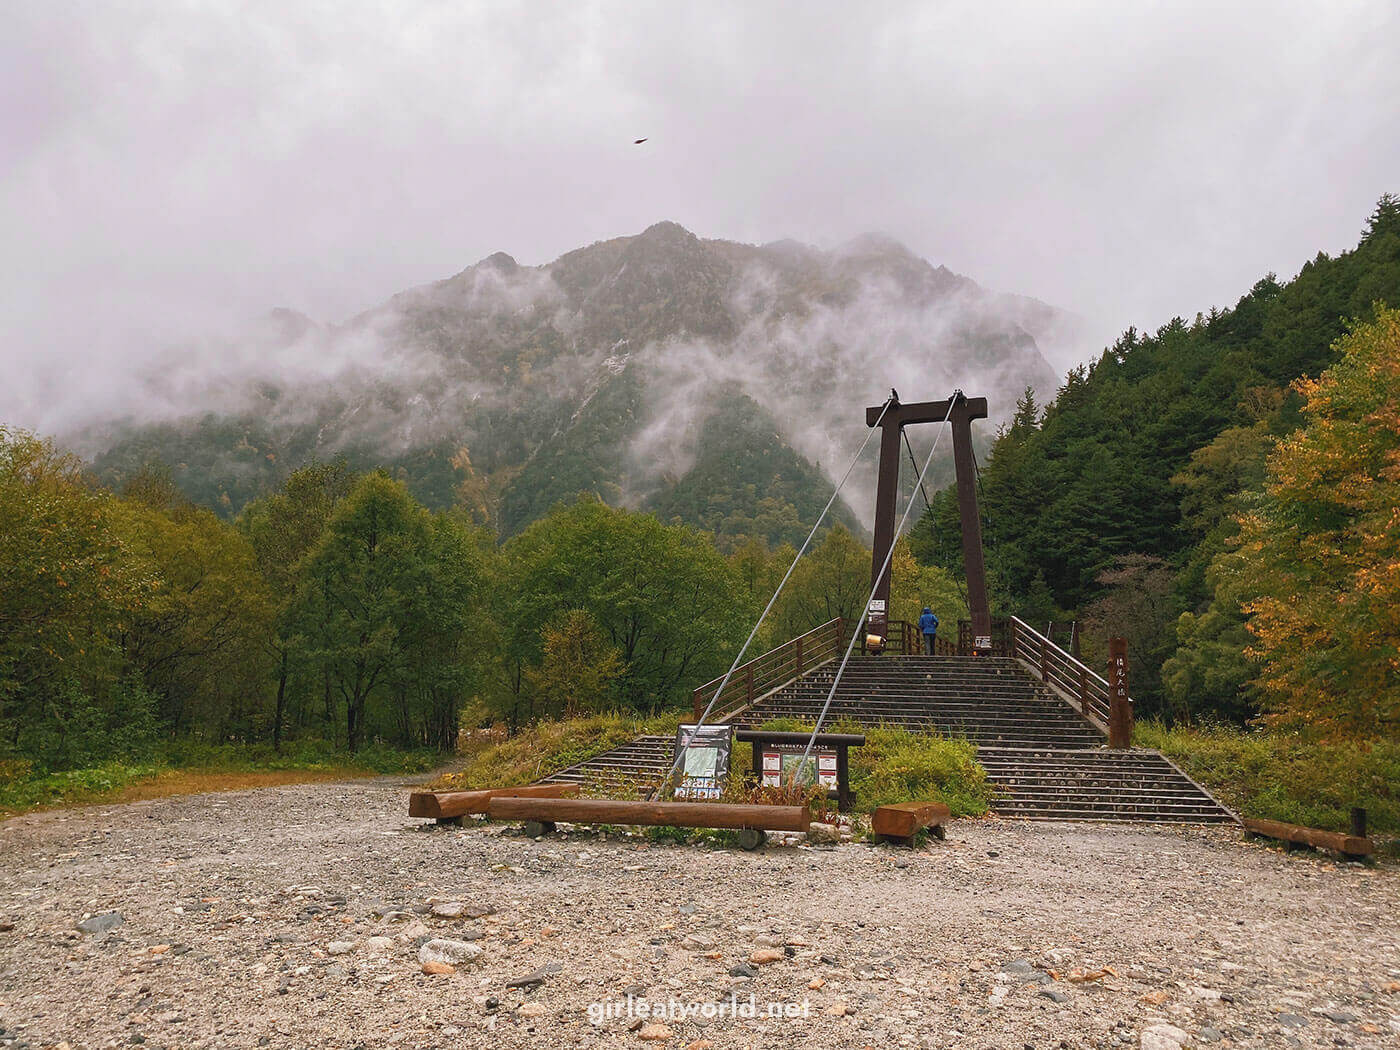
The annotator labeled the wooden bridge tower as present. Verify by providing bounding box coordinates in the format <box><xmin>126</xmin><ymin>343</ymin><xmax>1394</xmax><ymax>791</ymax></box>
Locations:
<box><xmin>866</xmin><ymin>390</ymin><xmax>992</xmax><ymax>653</ymax></box>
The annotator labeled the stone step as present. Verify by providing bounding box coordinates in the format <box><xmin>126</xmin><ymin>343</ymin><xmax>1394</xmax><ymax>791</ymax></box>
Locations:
<box><xmin>543</xmin><ymin>655</ymin><xmax>1235</xmax><ymax>824</ymax></box>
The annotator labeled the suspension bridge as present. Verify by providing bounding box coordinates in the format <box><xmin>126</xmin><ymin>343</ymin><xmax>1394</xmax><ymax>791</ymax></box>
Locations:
<box><xmin>523</xmin><ymin>391</ymin><xmax>1232</xmax><ymax>824</ymax></box>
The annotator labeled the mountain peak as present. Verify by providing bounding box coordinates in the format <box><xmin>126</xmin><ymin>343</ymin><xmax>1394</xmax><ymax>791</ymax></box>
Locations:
<box><xmin>478</xmin><ymin>251</ymin><xmax>519</xmax><ymax>274</ymax></box>
<box><xmin>837</xmin><ymin>231</ymin><xmax>915</xmax><ymax>257</ymax></box>
<box><xmin>637</xmin><ymin>220</ymin><xmax>698</xmax><ymax>245</ymax></box>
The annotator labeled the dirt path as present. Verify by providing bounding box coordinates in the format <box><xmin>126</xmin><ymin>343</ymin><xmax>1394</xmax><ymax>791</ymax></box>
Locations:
<box><xmin>0</xmin><ymin>779</ymin><xmax>1396</xmax><ymax>1049</ymax></box>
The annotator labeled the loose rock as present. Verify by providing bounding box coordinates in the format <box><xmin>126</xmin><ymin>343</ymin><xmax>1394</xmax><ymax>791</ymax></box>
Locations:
<box><xmin>76</xmin><ymin>912</ymin><xmax>124</xmax><ymax>935</ymax></box>
<box><xmin>417</xmin><ymin>938</ymin><xmax>482</xmax><ymax>967</ymax></box>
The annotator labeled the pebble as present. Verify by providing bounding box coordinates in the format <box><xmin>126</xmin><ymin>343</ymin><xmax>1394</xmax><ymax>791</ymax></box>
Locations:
<box><xmin>431</xmin><ymin>901</ymin><xmax>467</xmax><ymax>918</ymax></box>
<box><xmin>1140</xmin><ymin>1023</ymin><xmax>1191</xmax><ymax>1050</ymax></box>
<box><xmin>418</xmin><ymin>938</ymin><xmax>483</xmax><ymax>967</ymax></box>
<box><xmin>1039</xmin><ymin>988</ymin><xmax>1069</xmax><ymax>1003</ymax></box>
<box><xmin>637</xmin><ymin>1023</ymin><xmax>673</xmax><ymax>1041</ymax></box>
<box><xmin>807</xmin><ymin>823</ymin><xmax>840</xmax><ymax>845</ymax></box>
<box><xmin>421</xmin><ymin>960</ymin><xmax>455</xmax><ymax>975</ymax></box>
<box><xmin>749</xmin><ymin>949</ymin><xmax>783</xmax><ymax>965</ymax></box>
<box><xmin>728</xmin><ymin>963</ymin><xmax>758</xmax><ymax>978</ymax></box>
<box><xmin>75</xmin><ymin>912</ymin><xmax>124</xmax><ymax>935</ymax></box>
<box><xmin>517</xmin><ymin>1003</ymin><xmax>546</xmax><ymax>1018</ymax></box>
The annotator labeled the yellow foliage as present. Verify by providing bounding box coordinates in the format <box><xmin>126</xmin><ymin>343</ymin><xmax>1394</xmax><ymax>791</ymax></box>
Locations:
<box><xmin>1237</xmin><ymin>307</ymin><xmax>1400</xmax><ymax>737</ymax></box>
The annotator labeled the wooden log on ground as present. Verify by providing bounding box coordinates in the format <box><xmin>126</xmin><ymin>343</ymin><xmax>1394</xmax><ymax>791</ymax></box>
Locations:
<box><xmin>872</xmin><ymin>801</ymin><xmax>952</xmax><ymax>845</ymax></box>
<box><xmin>486</xmin><ymin>795</ymin><xmax>811</xmax><ymax>833</ymax></box>
<box><xmin>409</xmin><ymin>783</ymin><xmax>579</xmax><ymax>820</ymax></box>
<box><xmin>1243</xmin><ymin>817</ymin><xmax>1372</xmax><ymax>858</ymax></box>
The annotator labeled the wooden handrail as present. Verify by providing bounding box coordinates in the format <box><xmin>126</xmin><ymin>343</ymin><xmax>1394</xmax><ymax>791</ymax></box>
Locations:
<box><xmin>692</xmin><ymin>618</ymin><xmax>845</xmax><ymax>722</ymax></box>
<box><xmin>1007</xmin><ymin>615</ymin><xmax>1119</xmax><ymax>733</ymax></box>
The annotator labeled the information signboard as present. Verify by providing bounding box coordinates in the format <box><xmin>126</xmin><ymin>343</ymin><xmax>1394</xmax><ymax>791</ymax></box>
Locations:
<box><xmin>759</xmin><ymin>743</ymin><xmax>839</xmax><ymax>793</ymax></box>
<box><xmin>672</xmin><ymin>724</ymin><xmax>732</xmax><ymax>799</ymax></box>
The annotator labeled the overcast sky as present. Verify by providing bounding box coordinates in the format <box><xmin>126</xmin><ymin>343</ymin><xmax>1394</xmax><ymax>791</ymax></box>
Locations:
<box><xmin>3</xmin><ymin>1</ymin><xmax>1397</xmax><ymax>431</ymax></box>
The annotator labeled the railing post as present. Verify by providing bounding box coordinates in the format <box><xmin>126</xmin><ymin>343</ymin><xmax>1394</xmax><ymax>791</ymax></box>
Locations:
<box><xmin>1039</xmin><ymin>636</ymin><xmax>1049</xmax><ymax>683</ymax></box>
<box><xmin>795</xmin><ymin>636</ymin><xmax>804</xmax><ymax>676</ymax></box>
<box><xmin>1007</xmin><ymin>618</ymin><xmax>1017</xmax><ymax>659</ymax></box>
<box><xmin>692</xmin><ymin>688</ymin><xmax>703</xmax><ymax>723</ymax></box>
<box><xmin>1077</xmin><ymin>665</ymin><xmax>1089</xmax><ymax>716</ymax></box>
<box><xmin>1107</xmin><ymin>637</ymin><xmax>1133</xmax><ymax>748</ymax></box>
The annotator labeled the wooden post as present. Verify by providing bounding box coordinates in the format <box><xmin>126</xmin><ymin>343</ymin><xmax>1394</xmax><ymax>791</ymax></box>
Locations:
<box><xmin>1107</xmin><ymin>636</ymin><xmax>1133</xmax><ymax>748</ymax></box>
<box><xmin>1351</xmin><ymin>807</ymin><xmax>1367</xmax><ymax>839</ymax></box>
<box><xmin>836</xmin><ymin>745</ymin><xmax>851</xmax><ymax>812</ymax></box>
<box><xmin>1077</xmin><ymin>665</ymin><xmax>1089</xmax><ymax>716</ymax></box>
<box><xmin>692</xmin><ymin>688</ymin><xmax>703</xmax><ymax>722</ymax></box>
<box><xmin>949</xmin><ymin>397</ymin><xmax>992</xmax><ymax>652</ymax></box>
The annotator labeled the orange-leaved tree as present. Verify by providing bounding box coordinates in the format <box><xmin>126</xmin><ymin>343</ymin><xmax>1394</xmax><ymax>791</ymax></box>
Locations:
<box><xmin>1237</xmin><ymin>306</ymin><xmax>1400</xmax><ymax>737</ymax></box>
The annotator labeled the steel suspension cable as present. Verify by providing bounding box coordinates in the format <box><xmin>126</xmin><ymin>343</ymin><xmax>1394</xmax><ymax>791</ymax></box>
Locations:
<box><xmin>791</xmin><ymin>393</ymin><xmax>960</xmax><ymax>781</ymax></box>
<box><xmin>902</xmin><ymin>429</ymin><xmax>934</xmax><ymax>515</ymax></box>
<box><xmin>652</xmin><ymin>396</ymin><xmax>896</xmax><ymax>798</ymax></box>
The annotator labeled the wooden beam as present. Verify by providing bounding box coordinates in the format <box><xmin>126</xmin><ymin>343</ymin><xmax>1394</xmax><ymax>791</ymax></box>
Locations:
<box><xmin>734</xmin><ymin>730</ymin><xmax>866</xmax><ymax>746</ymax></box>
<box><xmin>408</xmin><ymin>783</ymin><xmax>579</xmax><ymax>820</ymax></box>
<box><xmin>486</xmin><ymin>795</ymin><xmax>811</xmax><ymax>833</ymax></box>
<box><xmin>1244</xmin><ymin>817</ymin><xmax>1372</xmax><ymax>858</ymax></box>
<box><xmin>872</xmin><ymin>801</ymin><xmax>951</xmax><ymax>842</ymax></box>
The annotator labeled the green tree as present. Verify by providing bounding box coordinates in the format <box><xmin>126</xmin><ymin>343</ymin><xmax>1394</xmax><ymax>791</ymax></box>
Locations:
<box><xmin>523</xmin><ymin>609</ymin><xmax>624</xmax><ymax>718</ymax></box>
<box><xmin>294</xmin><ymin>475</ymin><xmax>481</xmax><ymax>750</ymax></box>
<box><xmin>505</xmin><ymin>498</ymin><xmax>744</xmax><ymax>716</ymax></box>
<box><xmin>770</xmin><ymin>525</ymin><xmax>869</xmax><ymax>640</ymax></box>
<box><xmin>0</xmin><ymin>428</ymin><xmax>148</xmax><ymax>766</ymax></box>
<box><xmin>239</xmin><ymin>461</ymin><xmax>356</xmax><ymax>747</ymax></box>
<box><xmin>113</xmin><ymin>472</ymin><xmax>274</xmax><ymax>739</ymax></box>
<box><xmin>385</xmin><ymin>512</ymin><xmax>487</xmax><ymax>750</ymax></box>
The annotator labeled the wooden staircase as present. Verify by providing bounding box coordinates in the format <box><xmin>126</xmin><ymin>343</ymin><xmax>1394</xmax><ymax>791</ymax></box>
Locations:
<box><xmin>541</xmin><ymin>630</ymin><xmax>1236</xmax><ymax>824</ymax></box>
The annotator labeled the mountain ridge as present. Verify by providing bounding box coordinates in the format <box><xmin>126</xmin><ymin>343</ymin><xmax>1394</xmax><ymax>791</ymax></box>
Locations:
<box><xmin>81</xmin><ymin>221</ymin><xmax>1068</xmax><ymax>546</ymax></box>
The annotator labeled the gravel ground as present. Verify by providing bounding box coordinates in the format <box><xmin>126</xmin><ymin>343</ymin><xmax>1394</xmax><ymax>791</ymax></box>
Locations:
<box><xmin>0</xmin><ymin>779</ymin><xmax>1397</xmax><ymax>1050</ymax></box>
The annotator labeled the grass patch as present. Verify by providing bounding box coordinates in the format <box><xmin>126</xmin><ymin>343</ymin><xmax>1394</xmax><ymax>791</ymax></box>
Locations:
<box><xmin>753</xmin><ymin>717</ymin><xmax>993</xmax><ymax>817</ymax></box>
<box><xmin>428</xmin><ymin>711</ymin><xmax>685</xmax><ymax>791</ymax></box>
<box><xmin>844</xmin><ymin>724</ymin><xmax>992</xmax><ymax>818</ymax></box>
<box><xmin>1136</xmin><ymin>721</ymin><xmax>1400</xmax><ymax>835</ymax></box>
<box><xmin>0</xmin><ymin>742</ymin><xmax>439</xmax><ymax>817</ymax></box>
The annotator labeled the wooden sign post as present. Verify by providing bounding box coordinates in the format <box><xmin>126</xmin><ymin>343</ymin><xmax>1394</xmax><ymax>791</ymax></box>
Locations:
<box><xmin>1107</xmin><ymin>636</ymin><xmax>1133</xmax><ymax>748</ymax></box>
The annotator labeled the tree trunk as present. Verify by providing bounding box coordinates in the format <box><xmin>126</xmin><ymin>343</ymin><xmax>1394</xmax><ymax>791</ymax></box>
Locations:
<box><xmin>273</xmin><ymin>649</ymin><xmax>288</xmax><ymax>752</ymax></box>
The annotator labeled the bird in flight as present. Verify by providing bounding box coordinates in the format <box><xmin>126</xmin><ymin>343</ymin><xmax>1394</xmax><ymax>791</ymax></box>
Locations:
<box><xmin>634</xmin><ymin>138</ymin><xmax>648</xmax><ymax>144</ymax></box>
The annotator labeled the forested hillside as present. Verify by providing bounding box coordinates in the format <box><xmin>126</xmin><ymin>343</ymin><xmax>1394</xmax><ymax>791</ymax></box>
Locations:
<box><xmin>78</xmin><ymin>222</ymin><xmax>1063</xmax><ymax>550</ymax></box>
<box><xmin>0</xmin><ymin>419</ymin><xmax>962</xmax><ymax>777</ymax></box>
<box><xmin>913</xmin><ymin>195</ymin><xmax>1400</xmax><ymax>726</ymax></box>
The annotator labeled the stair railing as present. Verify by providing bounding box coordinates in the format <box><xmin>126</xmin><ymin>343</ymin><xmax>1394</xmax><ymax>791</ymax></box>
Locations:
<box><xmin>1007</xmin><ymin>616</ymin><xmax>1117</xmax><ymax>734</ymax></box>
<box><xmin>691</xmin><ymin>618</ymin><xmax>845</xmax><ymax>722</ymax></box>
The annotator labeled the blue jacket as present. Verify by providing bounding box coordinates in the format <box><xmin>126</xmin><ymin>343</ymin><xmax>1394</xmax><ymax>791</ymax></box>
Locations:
<box><xmin>919</xmin><ymin>609</ymin><xmax>939</xmax><ymax>635</ymax></box>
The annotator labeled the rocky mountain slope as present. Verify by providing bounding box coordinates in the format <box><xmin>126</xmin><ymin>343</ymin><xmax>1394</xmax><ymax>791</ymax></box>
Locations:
<box><xmin>83</xmin><ymin>222</ymin><xmax>1066</xmax><ymax>546</ymax></box>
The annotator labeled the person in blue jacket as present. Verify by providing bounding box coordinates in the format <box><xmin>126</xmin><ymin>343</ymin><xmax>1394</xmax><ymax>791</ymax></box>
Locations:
<box><xmin>918</xmin><ymin>607</ymin><xmax>939</xmax><ymax>655</ymax></box>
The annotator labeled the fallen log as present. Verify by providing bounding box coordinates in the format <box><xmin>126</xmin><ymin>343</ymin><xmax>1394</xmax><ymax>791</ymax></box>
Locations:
<box><xmin>872</xmin><ymin>801</ymin><xmax>951</xmax><ymax>845</ymax></box>
<box><xmin>1243</xmin><ymin>817</ymin><xmax>1372</xmax><ymax>858</ymax></box>
<box><xmin>485</xmin><ymin>795</ymin><xmax>811</xmax><ymax>833</ymax></box>
<box><xmin>409</xmin><ymin>783</ymin><xmax>579</xmax><ymax>820</ymax></box>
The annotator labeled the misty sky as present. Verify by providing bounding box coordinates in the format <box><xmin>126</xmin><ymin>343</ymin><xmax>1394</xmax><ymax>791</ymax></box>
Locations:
<box><xmin>3</xmin><ymin>1</ymin><xmax>1398</xmax><ymax>432</ymax></box>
